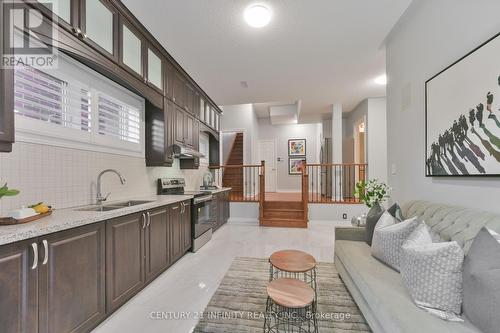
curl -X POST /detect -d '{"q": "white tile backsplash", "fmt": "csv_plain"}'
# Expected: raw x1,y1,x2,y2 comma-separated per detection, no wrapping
0,142,208,215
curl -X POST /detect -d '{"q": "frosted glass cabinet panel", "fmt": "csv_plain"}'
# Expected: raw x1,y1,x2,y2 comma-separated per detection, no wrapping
147,49,162,89
122,25,142,75
39,0,71,23
85,0,115,55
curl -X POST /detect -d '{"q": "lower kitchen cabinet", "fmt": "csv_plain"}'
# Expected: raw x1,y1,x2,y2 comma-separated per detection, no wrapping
145,206,170,282
0,239,38,333
106,212,146,312
0,200,192,333
39,223,106,333
212,191,230,232
182,201,192,252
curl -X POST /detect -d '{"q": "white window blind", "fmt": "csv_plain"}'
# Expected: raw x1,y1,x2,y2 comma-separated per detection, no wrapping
13,52,145,157
97,93,141,144
14,66,92,133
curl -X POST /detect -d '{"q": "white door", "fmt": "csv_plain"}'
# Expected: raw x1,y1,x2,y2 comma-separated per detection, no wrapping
258,140,277,192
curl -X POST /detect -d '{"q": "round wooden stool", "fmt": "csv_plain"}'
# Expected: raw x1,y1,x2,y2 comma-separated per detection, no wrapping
269,250,317,294
264,278,318,333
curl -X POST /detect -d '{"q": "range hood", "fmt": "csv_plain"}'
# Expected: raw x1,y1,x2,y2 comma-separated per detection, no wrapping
172,144,205,159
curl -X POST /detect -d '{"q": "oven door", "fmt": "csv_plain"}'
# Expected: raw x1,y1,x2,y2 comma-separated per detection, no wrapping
192,195,213,238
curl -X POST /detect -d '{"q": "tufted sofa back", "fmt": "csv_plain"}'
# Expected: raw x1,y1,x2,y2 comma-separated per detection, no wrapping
402,201,500,254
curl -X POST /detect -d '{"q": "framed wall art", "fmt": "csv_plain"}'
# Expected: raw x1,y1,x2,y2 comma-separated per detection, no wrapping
288,139,306,156
289,158,306,175
426,32,500,177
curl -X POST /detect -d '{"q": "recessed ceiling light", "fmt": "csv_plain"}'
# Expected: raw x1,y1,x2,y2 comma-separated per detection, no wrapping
374,74,387,85
244,4,272,28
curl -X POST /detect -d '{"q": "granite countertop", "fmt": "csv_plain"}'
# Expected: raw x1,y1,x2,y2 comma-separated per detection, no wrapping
204,187,232,194
0,195,193,246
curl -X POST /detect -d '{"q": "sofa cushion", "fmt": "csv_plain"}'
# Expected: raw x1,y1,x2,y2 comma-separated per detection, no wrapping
463,228,500,333
335,239,480,333
365,203,384,246
401,232,464,321
371,216,419,271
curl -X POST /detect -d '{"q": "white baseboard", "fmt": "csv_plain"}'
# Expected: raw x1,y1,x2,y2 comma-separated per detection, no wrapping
228,218,259,224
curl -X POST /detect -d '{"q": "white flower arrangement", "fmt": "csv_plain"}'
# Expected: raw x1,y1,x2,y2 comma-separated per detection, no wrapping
354,179,391,208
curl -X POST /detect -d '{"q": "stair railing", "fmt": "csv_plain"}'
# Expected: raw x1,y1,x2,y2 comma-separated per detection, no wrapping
301,160,309,221
208,160,265,203
303,163,367,203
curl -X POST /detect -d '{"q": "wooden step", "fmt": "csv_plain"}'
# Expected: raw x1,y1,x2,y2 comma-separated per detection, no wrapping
264,201,303,210
260,218,308,228
264,209,304,219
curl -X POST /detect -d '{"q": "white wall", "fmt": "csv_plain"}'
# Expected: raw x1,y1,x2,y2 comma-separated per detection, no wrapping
367,98,388,181
386,0,500,213
0,142,207,215
258,119,321,192
343,97,387,182
221,104,258,164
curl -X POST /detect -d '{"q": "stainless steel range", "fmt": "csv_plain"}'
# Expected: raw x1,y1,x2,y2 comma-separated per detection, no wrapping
157,178,213,252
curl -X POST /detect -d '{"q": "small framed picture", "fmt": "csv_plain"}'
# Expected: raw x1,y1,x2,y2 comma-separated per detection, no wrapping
288,139,306,156
289,158,306,175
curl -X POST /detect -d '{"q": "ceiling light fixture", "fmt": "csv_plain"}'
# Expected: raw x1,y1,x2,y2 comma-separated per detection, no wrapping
374,74,387,85
244,4,272,28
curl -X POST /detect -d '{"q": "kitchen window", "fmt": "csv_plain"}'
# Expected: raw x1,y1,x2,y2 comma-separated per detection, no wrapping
14,53,145,157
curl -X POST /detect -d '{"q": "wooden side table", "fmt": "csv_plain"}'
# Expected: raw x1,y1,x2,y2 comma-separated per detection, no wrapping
269,250,318,295
264,278,318,333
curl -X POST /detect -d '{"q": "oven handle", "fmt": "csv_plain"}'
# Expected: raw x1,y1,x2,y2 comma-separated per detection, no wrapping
193,195,213,205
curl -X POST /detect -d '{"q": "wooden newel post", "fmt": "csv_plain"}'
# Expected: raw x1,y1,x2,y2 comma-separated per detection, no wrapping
301,161,308,222
259,160,265,221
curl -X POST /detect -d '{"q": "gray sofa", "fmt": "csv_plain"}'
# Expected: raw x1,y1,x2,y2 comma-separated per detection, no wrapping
334,200,500,333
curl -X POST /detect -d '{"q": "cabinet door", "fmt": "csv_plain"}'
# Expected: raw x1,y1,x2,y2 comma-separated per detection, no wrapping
174,106,185,146
225,191,230,223
81,0,118,60
182,201,192,252
106,213,145,312
145,100,166,167
145,207,170,282
164,62,174,99
172,71,186,108
38,223,106,333
164,98,174,165
169,203,183,263
193,118,200,152
120,18,143,78
146,46,163,92
184,114,194,148
37,0,75,31
185,84,194,113
0,239,38,333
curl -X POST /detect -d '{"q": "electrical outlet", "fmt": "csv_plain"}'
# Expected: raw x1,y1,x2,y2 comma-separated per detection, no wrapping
342,213,347,220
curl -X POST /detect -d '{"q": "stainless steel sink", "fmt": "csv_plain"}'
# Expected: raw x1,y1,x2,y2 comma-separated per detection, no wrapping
75,200,154,212
76,205,125,212
112,200,154,207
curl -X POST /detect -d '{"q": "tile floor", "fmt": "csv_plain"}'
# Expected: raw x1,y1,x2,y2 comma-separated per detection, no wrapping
92,220,346,333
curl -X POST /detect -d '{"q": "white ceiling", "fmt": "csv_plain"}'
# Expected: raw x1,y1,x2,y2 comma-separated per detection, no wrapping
122,0,411,119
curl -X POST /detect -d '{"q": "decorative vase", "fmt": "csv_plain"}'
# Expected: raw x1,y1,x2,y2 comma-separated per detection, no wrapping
365,202,384,246
351,213,367,227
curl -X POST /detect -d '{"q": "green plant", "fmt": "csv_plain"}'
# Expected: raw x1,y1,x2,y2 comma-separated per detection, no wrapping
0,183,20,199
354,179,391,208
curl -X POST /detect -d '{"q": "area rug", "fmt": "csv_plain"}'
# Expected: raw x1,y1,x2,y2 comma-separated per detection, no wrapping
194,257,371,332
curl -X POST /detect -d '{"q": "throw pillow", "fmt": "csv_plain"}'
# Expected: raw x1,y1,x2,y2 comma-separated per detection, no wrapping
365,203,384,246
387,203,405,221
463,228,500,333
371,216,419,271
400,235,464,322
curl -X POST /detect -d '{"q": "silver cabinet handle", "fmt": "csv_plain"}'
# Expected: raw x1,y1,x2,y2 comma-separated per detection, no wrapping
31,243,38,270
172,206,179,210
180,202,184,214
141,213,146,229
146,212,151,227
42,240,48,265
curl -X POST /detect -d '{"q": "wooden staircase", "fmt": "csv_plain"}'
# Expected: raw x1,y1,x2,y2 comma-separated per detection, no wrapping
260,200,308,228
223,133,244,198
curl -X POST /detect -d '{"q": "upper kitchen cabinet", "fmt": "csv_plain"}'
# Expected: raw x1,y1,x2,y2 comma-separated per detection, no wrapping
80,0,119,61
37,0,75,29
172,70,187,109
119,17,144,79
146,46,163,92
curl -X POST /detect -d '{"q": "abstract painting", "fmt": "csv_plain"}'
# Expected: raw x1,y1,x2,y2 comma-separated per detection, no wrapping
289,158,306,175
288,139,306,156
426,33,500,176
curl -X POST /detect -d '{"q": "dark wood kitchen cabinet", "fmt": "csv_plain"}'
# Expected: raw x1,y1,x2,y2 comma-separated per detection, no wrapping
38,223,106,333
106,212,145,312
145,206,170,282
174,105,186,146
182,201,192,252
172,71,187,109
0,239,38,333
169,202,183,262
212,191,230,232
